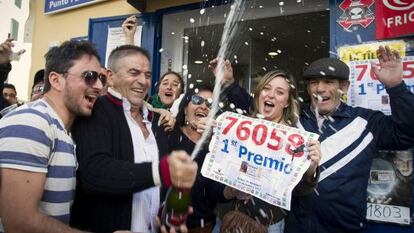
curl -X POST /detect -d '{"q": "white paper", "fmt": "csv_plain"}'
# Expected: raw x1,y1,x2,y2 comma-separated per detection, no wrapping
366,203,410,225
348,56,414,115
105,26,143,67
201,111,319,210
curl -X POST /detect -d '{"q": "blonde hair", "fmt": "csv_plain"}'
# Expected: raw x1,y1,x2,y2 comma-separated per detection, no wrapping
251,70,300,127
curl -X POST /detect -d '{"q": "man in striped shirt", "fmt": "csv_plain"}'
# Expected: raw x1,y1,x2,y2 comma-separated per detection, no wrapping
0,40,105,232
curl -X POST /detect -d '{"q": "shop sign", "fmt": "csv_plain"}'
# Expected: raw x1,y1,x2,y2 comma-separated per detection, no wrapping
376,0,414,39
337,40,406,63
44,0,107,15
337,0,375,30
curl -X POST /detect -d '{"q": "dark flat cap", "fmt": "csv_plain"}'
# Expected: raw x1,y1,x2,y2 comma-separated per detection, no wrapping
303,58,349,81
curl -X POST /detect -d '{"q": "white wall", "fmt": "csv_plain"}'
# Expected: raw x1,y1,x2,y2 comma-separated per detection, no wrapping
0,0,31,101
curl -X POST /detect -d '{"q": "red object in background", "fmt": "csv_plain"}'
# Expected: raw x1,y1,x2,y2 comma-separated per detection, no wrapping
376,0,414,39
337,0,375,30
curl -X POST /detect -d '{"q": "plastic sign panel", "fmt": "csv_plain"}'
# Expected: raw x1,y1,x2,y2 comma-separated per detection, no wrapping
201,112,319,210
44,0,108,15
376,0,414,39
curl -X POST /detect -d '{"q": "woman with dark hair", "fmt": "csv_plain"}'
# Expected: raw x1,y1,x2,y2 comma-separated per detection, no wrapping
149,71,184,109
163,83,231,233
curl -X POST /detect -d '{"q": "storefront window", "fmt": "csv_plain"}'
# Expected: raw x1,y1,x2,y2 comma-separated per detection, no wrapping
15,0,22,9
160,0,329,96
10,18,19,41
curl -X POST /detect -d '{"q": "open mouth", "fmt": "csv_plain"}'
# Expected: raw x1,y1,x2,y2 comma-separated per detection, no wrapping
164,92,174,98
195,112,207,119
85,93,98,104
313,94,330,103
264,101,275,108
131,88,144,94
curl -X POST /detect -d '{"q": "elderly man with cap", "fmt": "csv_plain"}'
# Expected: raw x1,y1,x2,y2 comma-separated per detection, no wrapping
284,46,414,233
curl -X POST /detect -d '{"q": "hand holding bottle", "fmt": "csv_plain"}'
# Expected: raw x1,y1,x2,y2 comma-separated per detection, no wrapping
168,151,198,188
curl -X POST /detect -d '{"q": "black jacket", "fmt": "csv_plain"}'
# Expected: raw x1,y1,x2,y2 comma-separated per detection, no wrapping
70,92,169,233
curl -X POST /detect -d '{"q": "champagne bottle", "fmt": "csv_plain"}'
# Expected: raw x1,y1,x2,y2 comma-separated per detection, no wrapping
161,187,191,230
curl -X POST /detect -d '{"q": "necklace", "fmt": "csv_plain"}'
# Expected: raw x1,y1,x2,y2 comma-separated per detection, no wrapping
182,125,200,143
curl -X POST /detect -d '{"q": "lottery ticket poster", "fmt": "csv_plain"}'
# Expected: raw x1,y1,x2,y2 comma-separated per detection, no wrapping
347,54,414,225
201,112,319,211
348,56,414,116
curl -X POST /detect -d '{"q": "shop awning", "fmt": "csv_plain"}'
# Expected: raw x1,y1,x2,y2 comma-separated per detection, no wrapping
127,0,146,12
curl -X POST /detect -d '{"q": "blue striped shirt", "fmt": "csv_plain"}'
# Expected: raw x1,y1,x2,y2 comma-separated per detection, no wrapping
0,99,76,225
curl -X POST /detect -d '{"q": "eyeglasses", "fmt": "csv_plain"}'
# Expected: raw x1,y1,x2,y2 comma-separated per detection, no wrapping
65,71,107,87
32,85,44,94
80,71,107,87
3,93,16,98
191,95,212,108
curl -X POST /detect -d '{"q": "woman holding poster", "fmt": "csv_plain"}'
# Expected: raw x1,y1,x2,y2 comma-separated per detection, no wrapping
219,70,321,233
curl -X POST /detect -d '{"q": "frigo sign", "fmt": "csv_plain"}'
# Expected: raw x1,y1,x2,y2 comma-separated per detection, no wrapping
376,0,414,39
44,0,108,15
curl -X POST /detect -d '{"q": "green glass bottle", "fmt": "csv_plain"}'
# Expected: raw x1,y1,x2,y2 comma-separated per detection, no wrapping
161,187,191,229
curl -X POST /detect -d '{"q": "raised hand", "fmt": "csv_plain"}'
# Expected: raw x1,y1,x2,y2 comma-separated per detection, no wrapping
122,15,137,45
208,58,235,88
371,45,403,88
0,38,14,64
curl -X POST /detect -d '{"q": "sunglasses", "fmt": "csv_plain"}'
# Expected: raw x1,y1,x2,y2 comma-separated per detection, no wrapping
65,71,107,87
81,71,107,87
191,95,212,108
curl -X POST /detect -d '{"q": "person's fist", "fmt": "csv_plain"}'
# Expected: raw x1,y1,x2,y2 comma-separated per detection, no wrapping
208,58,235,88
306,140,321,179
0,38,14,64
168,151,198,188
122,15,138,45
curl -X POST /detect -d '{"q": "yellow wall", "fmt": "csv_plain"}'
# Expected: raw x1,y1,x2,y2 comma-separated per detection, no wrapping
30,0,138,95
29,0,199,96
